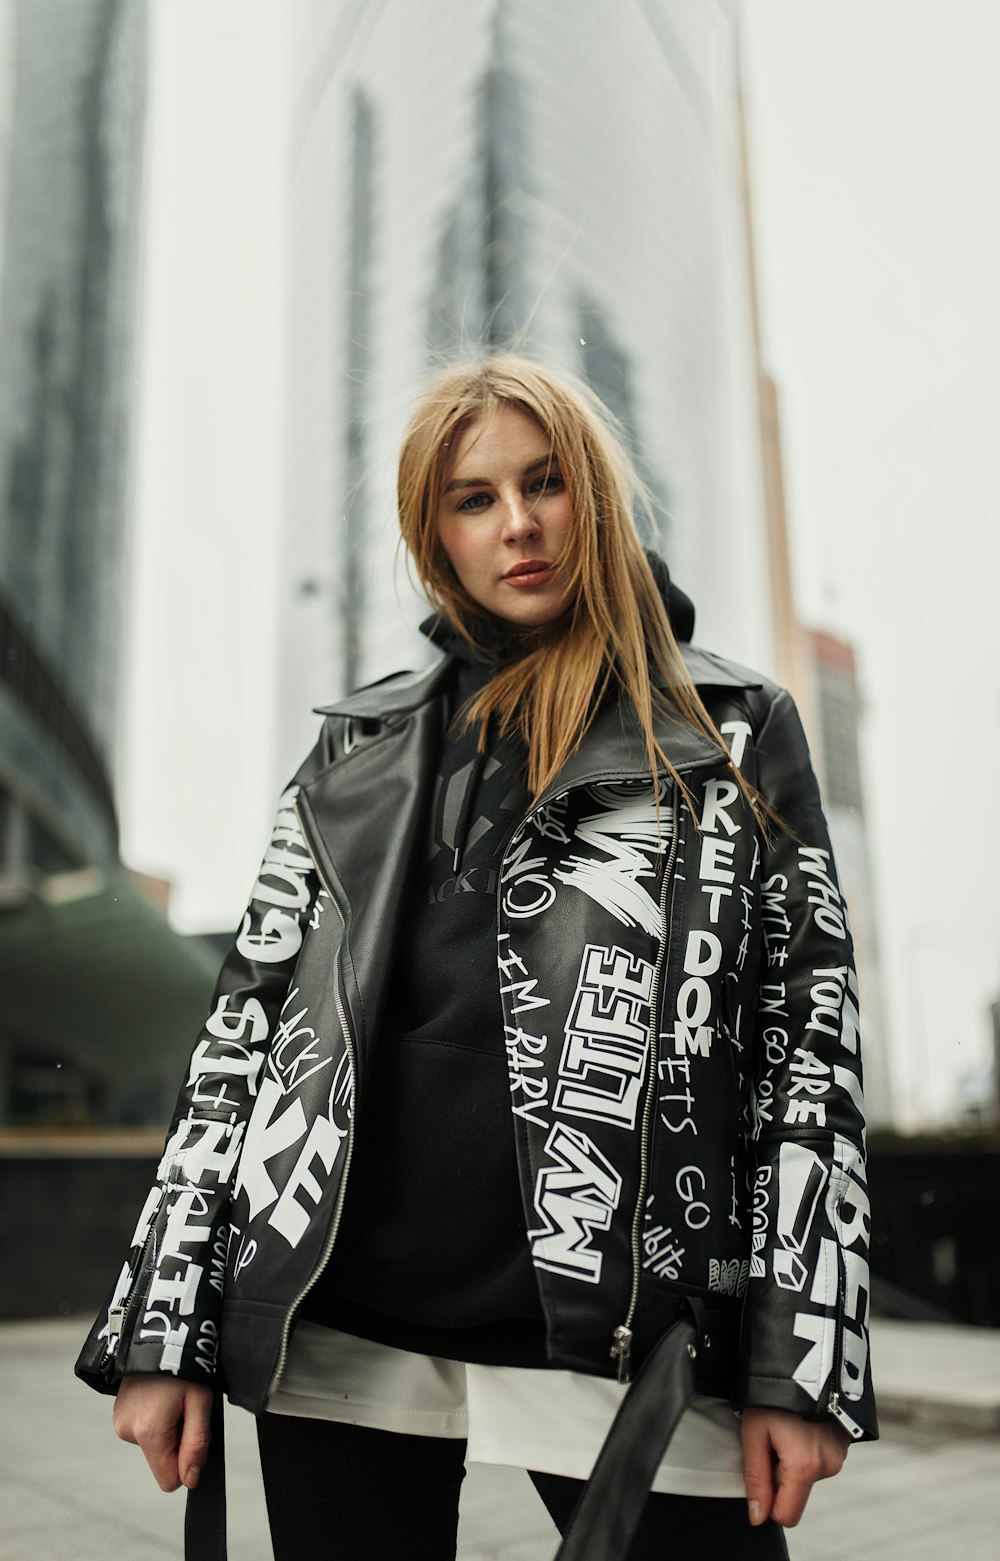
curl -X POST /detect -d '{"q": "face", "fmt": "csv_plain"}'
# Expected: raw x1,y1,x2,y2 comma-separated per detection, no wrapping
435,402,575,629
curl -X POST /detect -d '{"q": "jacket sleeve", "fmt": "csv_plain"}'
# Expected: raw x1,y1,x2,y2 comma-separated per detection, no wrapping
74,725,338,1395
735,686,878,1441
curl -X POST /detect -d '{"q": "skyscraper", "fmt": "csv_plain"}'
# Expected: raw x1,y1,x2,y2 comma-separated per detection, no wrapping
277,0,772,767
803,629,893,1129
0,0,145,877
0,1,218,1127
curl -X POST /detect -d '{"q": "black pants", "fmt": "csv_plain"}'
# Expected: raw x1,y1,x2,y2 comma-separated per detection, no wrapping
256,1412,790,1560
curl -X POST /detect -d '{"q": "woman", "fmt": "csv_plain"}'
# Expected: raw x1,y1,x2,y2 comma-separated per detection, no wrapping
77,356,876,1560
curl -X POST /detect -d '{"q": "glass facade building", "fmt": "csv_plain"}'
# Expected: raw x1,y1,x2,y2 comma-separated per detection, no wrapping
0,0,145,877
0,2,220,1129
276,0,772,767
803,629,893,1129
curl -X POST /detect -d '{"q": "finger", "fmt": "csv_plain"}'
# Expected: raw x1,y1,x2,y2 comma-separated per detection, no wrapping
178,1390,214,1490
112,1395,138,1445
138,1414,185,1493
740,1416,775,1527
771,1454,821,1528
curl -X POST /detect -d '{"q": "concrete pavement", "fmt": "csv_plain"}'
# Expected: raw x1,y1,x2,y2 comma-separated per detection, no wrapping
2,1318,998,1560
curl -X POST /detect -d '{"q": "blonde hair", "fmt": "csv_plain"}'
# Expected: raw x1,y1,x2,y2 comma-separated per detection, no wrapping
397,354,756,824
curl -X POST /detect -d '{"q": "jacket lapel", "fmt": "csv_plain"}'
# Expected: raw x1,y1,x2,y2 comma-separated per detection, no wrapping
312,658,453,720
533,646,761,809
296,639,762,1040
295,680,448,1073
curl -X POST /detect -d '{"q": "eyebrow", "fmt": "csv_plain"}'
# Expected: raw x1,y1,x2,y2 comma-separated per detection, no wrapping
442,454,560,494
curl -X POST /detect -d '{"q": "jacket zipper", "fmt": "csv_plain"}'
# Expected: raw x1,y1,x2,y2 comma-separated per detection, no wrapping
99,1190,165,1374
268,800,359,1394
498,774,675,1380
609,784,680,1384
830,1238,845,1402
827,1215,866,1440
720,974,744,1114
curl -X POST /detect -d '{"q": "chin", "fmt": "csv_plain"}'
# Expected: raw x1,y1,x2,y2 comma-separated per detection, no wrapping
489,594,572,631
493,607,563,631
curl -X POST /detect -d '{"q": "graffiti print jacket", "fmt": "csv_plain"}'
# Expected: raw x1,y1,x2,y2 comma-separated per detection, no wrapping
76,641,877,1445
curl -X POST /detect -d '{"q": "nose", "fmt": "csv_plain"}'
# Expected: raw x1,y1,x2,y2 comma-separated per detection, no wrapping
501,491,541,543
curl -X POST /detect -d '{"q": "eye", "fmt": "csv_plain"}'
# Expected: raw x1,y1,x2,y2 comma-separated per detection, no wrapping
456,491,492,513
529,472,565,495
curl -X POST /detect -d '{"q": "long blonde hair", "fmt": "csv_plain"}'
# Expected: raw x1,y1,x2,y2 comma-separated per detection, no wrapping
397,354,753,822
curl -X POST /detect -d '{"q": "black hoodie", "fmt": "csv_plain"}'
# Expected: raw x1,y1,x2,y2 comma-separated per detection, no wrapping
301,563,696,1365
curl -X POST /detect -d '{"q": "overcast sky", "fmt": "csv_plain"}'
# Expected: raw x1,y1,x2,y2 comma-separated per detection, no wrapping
739,1,1000,1126
117,1,999,1130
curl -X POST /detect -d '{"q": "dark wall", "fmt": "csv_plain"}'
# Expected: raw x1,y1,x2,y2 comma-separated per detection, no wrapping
868,1138,1000,1327
2,1148,158,1320
4,1138,1000,1327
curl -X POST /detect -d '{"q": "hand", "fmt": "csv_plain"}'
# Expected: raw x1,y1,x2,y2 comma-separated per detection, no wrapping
740,1407,850,1528
113,1373,214,1492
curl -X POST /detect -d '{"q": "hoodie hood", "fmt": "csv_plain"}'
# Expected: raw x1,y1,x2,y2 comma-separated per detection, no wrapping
644,551,695,644
419,608,524,667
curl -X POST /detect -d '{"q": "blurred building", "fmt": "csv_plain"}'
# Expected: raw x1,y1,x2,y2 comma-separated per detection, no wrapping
734,53,807,711
277,0,773,765
735,47,895,1127
0,0,215,1127
801,628,893,1129
988,995,1000,1127
0,0,144,877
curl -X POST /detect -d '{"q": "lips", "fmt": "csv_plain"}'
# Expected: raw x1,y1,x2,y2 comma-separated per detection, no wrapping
503,559,554,581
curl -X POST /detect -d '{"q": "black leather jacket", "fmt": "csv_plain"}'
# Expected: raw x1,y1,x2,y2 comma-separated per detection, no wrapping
76,641,877,1448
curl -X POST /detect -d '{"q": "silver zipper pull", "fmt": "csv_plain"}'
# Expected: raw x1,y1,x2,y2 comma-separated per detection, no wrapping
827,1389,866,1440
610,1324,633,1383
106,1304,126,1356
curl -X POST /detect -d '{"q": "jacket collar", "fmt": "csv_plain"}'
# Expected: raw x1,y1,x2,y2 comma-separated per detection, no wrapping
313,642,761,722
533,699,721,807
312,658,453,720
680,644,763,693
541,646,762,801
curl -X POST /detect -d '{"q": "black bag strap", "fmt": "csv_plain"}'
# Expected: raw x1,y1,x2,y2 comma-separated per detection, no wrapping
552,1302,707,1561
182,1301,709,1561
184,1387,227,1561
